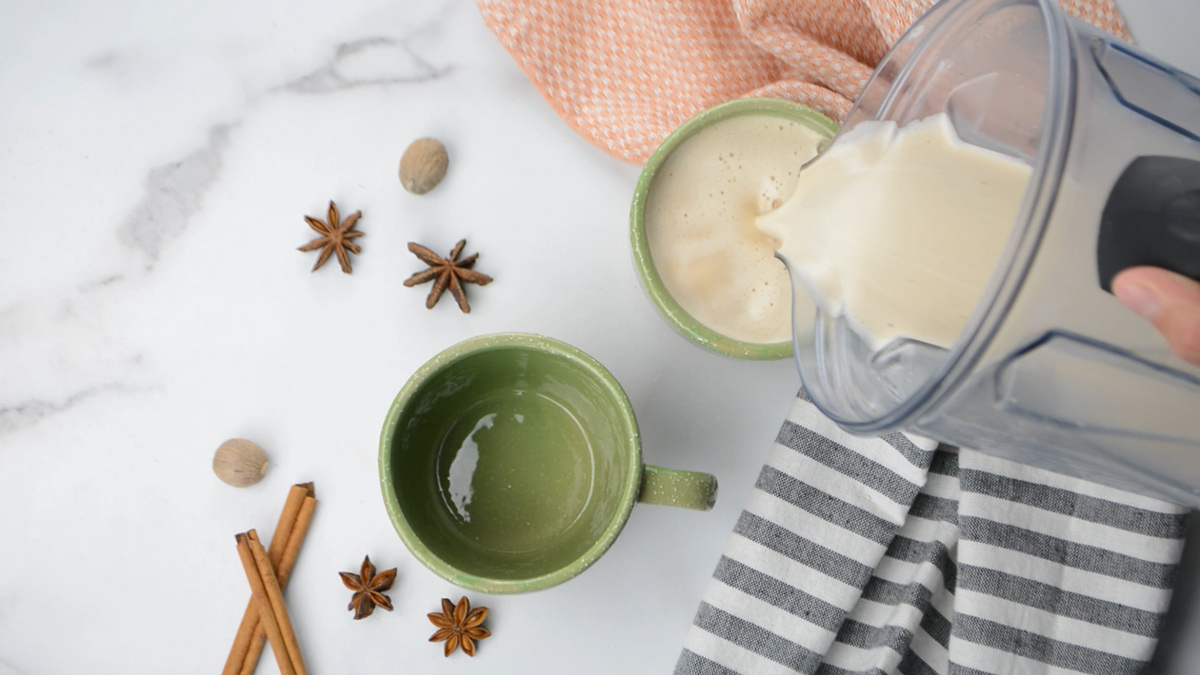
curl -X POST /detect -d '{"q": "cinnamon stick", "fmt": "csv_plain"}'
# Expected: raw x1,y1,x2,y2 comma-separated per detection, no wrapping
247,530,307,675
235,532,296,675
239,495,316,675
223,483,314,675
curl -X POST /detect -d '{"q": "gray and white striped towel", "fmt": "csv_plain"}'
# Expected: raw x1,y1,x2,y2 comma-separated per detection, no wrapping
677,390,1188,674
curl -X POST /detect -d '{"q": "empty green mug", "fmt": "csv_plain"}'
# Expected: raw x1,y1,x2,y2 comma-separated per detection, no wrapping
379,333,718,593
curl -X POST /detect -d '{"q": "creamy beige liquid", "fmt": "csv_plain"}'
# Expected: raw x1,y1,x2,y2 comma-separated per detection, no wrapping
757,114,1032,350
646,115,826,344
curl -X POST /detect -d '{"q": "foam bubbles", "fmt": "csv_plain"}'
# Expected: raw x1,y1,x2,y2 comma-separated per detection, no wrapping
645,115,824,344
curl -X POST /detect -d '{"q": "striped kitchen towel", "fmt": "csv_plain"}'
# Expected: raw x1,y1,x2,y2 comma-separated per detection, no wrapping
677,391,1188,674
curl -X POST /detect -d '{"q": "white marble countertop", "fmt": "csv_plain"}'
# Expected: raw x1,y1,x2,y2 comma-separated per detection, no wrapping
2,1,1199,672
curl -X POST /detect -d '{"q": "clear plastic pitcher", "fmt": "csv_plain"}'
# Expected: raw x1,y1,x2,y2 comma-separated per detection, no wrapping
790,0,1200,503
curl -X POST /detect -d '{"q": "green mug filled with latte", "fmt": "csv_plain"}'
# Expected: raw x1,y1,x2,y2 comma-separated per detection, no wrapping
379,333,718,594
630,98,837,359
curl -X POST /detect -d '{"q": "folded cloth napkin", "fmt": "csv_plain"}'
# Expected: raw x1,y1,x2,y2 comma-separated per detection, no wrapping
676,391,1187,674
478,0,1131,164
478,1,1188,672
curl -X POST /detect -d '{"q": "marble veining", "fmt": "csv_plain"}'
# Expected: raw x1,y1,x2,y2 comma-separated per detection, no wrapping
118,124,235,266
115,4,454,272
0,384,138,437
279,36,454,94
280,1,458,94
78,274,126,292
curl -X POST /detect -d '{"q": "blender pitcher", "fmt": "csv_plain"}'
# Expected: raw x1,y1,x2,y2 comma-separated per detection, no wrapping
788,0,1200,503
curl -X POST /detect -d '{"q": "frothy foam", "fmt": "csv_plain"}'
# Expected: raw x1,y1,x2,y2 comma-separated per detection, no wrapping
645,114,825,344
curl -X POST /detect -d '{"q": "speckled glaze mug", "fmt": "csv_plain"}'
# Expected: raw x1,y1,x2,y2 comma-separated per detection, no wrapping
629,98,838,360
379,333,718,594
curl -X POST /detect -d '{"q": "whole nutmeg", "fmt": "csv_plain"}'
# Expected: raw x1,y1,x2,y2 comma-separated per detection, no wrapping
399,137,449,195
213,439,269,487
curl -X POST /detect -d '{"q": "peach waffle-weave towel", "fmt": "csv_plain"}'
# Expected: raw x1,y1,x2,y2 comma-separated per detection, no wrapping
478,0,1129,164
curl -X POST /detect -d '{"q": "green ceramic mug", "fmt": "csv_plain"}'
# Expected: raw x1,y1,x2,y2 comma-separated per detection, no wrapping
379,333,718,594
629,97,838,360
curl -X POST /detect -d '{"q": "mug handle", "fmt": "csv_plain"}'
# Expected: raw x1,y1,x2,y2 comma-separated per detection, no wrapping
638,465,719,511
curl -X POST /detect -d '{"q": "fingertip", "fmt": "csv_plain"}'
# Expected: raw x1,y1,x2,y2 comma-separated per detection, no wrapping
1113,268,1200,365
1160,306,1200,365
1115,266,1200,303
1113,272,1161,321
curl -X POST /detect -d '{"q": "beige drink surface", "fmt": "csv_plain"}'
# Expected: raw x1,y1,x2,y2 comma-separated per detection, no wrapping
646,114,826,344
757,114,1032,350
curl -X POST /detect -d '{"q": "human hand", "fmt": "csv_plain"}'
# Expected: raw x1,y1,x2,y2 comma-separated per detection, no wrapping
1113,266,1200,365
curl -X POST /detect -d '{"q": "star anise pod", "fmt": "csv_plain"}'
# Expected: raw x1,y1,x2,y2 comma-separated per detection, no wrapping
403,240,493,313
428,596,490,657
298,200,364,273
338,556,396,620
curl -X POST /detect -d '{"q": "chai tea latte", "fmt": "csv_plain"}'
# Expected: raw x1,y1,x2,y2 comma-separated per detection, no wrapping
645,114,826,344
